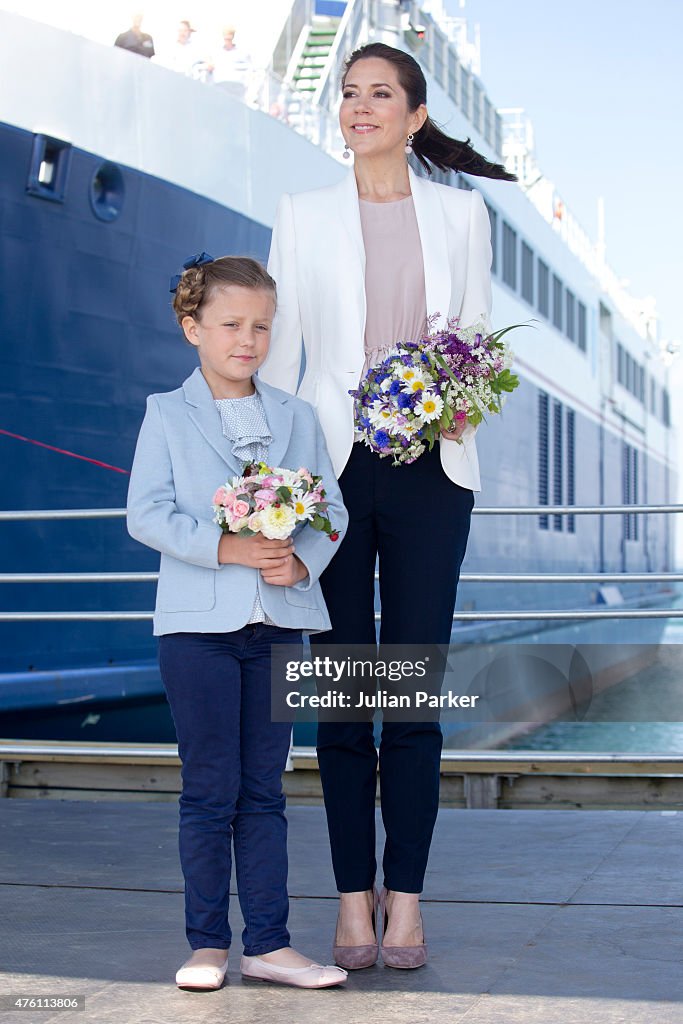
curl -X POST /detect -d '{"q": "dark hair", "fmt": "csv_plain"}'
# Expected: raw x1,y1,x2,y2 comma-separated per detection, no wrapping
172,256,276,326
341,42,516,182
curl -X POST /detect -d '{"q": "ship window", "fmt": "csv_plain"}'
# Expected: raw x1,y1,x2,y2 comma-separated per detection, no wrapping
494,112,503,160
448,50,458,104
552,399,563,531
538,391,549,530
662,388,670,426
460,66,471,117
502,222,517,289
577,301,587,351
616,342,624,386
650,377,656,414
484,98,494,147
623,443,639,541
521,242,534,304
90,162,125,222
537,260,549,317
565,289,576,342
566,409,575,533
485,203,498,275
552,275,563,331
26,134,72,202
472,80,482,134
434,31,445,87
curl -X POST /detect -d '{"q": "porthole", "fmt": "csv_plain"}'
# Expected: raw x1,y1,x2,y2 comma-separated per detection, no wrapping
90,162,125,222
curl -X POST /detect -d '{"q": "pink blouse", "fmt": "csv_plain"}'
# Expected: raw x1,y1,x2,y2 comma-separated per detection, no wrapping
358,195,427,379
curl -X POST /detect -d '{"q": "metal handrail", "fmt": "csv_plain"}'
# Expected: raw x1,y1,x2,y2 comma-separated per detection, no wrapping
1,572,681,584
0,504,680,521
1,505,679,621
0,609,681,623
2,740,683,771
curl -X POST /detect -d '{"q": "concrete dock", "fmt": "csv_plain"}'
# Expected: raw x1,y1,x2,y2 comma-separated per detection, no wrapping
1,799,683,1024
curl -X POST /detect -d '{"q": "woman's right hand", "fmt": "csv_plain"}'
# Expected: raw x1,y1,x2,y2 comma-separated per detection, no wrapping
218,532,294,570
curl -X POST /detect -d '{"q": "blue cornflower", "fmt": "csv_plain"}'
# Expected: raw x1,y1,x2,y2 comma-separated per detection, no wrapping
374,429,390,448
389,380,402,396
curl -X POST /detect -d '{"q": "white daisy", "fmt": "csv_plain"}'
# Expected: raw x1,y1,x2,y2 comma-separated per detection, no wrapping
415,393,444,422
291,491,318,521
369,402,398,429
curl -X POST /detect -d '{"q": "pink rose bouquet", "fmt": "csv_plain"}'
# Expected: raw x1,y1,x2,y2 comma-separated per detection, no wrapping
212,462,339,541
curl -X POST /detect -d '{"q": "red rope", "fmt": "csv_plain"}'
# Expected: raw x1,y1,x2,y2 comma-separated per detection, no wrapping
0,429,130,475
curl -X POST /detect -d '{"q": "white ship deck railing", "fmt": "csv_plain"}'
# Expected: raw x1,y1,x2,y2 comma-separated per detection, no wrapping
0,505,680,622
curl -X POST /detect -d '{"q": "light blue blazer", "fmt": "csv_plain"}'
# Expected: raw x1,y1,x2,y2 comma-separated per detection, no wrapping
127,367,348,636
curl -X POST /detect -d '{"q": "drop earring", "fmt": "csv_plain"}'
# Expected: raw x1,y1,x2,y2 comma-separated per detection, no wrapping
343,143,351,159
405,133,414,155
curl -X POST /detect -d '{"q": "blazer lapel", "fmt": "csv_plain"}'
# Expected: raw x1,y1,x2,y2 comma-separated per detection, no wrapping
337,169,366,268
253,377,294,469
183,368,243,478
329,171,367,370
409,166,452,327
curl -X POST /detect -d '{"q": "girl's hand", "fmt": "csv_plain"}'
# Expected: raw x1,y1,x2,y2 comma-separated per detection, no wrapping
260,553,309,587
219,532,294,570
440,420,467,441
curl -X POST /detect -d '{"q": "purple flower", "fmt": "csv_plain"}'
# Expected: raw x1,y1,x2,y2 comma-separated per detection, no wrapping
389,380,402,396
397,393,411,409
374,429,390,448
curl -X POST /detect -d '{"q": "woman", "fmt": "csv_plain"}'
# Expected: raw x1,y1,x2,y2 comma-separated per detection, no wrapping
259,42,516,969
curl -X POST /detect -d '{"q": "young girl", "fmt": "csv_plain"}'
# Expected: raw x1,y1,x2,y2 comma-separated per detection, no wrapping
127,255,348,990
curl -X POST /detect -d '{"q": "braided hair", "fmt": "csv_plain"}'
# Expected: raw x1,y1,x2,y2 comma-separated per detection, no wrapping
172,257,276,327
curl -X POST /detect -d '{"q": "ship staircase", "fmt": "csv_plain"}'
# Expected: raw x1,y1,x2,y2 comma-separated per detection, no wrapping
267,0,368,144
290,20,340,95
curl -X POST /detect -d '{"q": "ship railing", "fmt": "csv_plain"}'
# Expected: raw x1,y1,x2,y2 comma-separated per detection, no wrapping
0,503,681,622
249,65,345,157
1,503,681,805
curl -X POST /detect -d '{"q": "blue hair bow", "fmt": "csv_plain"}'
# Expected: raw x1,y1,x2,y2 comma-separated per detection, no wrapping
169,251,215,293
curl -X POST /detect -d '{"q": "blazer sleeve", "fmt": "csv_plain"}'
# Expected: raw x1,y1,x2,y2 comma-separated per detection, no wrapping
289,405,349,592
458,189,493,334
260,192,303,395
126,395,221,569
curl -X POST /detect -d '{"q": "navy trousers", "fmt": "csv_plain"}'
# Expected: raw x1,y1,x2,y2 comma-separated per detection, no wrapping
159,625,299,954
312,442,474,893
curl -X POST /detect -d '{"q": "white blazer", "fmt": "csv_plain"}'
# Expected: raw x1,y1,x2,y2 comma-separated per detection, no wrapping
259,165,493,491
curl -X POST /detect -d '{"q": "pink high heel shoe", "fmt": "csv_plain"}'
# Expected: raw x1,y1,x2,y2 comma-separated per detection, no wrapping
379,887,428,969
332,887,380,969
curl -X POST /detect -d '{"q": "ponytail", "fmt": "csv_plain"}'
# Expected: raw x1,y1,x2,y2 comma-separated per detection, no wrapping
414,118,516,181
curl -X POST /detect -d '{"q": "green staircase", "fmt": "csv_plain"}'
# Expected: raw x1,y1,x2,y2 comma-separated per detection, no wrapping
291,21,339,94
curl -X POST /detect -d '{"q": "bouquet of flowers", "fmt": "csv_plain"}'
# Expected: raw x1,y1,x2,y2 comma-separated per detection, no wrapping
350,316,521,465
212,462,339,541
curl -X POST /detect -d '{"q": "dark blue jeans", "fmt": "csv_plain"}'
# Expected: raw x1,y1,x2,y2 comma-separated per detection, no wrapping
159,625,300,954
312,442,474,893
